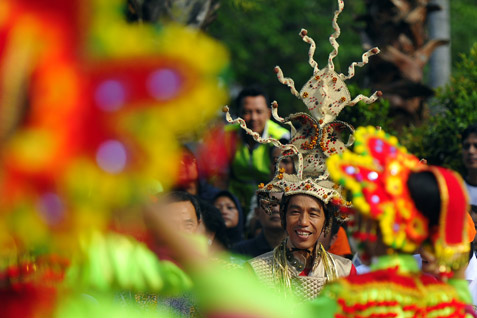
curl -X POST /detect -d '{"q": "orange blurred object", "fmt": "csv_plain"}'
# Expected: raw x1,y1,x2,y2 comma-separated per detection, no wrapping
328,226,352,256
467,212,476,243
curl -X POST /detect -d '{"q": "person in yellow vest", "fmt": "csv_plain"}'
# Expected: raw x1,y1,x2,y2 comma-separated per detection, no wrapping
224,86,289,216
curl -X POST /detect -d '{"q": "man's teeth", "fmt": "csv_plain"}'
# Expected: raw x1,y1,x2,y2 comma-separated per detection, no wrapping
296,231,311,236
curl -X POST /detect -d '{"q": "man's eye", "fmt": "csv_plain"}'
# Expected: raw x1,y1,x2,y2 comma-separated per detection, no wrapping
463,143,477,150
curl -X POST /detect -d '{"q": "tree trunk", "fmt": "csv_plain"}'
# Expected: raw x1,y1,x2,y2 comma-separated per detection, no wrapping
127,0,220,29
356,0,448,128
428,0,451,89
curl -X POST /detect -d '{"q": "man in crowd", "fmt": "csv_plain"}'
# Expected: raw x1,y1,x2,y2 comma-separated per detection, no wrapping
148,191,202,265
248,193,355,300
224,86,289,215
159,191,201,234
462,124,477,205
233,193,286,258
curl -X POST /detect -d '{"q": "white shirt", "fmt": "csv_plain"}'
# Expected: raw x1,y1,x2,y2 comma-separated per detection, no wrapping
465,181,477,206
466,252,477,305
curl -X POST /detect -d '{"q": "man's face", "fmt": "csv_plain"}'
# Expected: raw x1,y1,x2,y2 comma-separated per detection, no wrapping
462,133,477,171
285,194,325,251
258,192,283,231
241,95,271,135
319,222,337,251
178,153,199,195
164,201,199,234
271,147,294,175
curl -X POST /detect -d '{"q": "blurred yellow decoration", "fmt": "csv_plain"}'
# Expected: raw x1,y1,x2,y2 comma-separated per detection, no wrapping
158,24,229,75
5,129,59,173
0,0,229,262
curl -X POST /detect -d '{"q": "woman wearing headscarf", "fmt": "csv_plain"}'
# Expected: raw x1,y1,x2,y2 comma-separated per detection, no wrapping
213,190,244,247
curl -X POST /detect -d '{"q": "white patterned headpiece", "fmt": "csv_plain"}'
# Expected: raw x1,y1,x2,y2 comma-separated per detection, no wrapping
223,0,381,216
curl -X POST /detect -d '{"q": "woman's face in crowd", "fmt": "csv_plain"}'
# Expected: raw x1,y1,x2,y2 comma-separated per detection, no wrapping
214,196,239,228
285,194,325,252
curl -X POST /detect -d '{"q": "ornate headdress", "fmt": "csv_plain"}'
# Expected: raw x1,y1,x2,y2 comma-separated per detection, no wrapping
223,0,381,215
326,126,470,275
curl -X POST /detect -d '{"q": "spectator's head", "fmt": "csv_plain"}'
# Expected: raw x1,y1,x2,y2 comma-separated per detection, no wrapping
407,171,441,228
214,192,239,229
326,127,471,274
461,124,477,172
280,194,333,252
174,147,199,195
236,86,271,135
407,170,473,276
197,200,230,249
257,192,284,233
154,191,201,234
213,191,244,244
352,171,443,265
319,217,341,251
405,171,441,274
270,146,295,176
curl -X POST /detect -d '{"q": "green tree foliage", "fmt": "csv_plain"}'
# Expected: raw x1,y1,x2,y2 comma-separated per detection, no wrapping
450,0,477,73
206,0,477,158
402,43,477,174
208,0,369,115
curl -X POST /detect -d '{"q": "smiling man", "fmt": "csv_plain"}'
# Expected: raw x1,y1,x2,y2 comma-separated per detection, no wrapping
286,195,324,254
248,192,355,300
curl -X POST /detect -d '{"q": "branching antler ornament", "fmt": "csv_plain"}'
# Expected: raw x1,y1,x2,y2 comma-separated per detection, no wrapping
223,0,381,215
274,0,382,126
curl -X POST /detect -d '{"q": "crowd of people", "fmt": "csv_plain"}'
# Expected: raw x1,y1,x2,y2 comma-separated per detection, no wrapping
146,82,477,317
111,4,477,313
2,0,477,317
